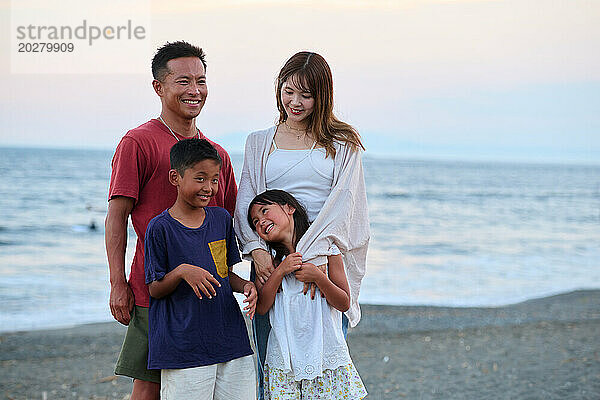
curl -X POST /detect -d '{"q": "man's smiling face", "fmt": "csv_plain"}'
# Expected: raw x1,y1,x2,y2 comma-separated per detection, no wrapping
156,56,208,121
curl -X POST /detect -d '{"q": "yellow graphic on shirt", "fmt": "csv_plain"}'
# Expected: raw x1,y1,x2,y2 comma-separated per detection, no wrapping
208,239,228,278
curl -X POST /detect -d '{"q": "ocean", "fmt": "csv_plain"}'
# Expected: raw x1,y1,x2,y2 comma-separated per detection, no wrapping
0,147,598,333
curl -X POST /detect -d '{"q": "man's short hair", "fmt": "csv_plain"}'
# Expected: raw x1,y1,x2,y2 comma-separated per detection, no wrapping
152,41,207,81
170,139,221,176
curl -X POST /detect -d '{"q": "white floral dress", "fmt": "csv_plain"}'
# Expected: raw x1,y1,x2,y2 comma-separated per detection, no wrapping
263,273,367,399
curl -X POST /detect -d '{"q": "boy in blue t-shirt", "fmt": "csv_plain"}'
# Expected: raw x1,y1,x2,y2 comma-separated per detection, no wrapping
144,138,257,399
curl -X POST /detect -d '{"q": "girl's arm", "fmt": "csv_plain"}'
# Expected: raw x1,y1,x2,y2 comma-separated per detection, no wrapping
256,252,302,315
294,254,350,312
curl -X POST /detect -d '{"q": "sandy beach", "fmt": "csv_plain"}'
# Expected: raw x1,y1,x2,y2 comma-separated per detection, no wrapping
1,290,598,400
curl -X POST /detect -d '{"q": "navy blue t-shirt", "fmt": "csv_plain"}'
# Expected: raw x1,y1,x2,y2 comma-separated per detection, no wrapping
144,207,252,369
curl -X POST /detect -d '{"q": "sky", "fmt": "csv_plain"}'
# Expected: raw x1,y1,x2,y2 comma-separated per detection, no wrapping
1,0,599,164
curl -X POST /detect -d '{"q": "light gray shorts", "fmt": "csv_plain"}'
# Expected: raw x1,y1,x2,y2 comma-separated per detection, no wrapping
161,355,256,400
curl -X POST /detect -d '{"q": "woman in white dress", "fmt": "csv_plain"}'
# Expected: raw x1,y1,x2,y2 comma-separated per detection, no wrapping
234,51,370,399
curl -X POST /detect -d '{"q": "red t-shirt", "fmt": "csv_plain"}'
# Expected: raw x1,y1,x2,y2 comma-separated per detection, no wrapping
108,119,238,307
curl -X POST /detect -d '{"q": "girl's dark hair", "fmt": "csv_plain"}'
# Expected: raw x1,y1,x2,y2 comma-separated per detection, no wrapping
247,190,310,264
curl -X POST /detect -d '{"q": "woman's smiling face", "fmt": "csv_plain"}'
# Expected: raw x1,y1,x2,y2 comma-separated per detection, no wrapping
280,77,315,127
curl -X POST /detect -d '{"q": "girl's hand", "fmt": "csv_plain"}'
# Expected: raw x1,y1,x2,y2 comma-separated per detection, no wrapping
242,281,258,320
300,264,327,300
279,252,303,275
295,263,326,297
252,249,275,286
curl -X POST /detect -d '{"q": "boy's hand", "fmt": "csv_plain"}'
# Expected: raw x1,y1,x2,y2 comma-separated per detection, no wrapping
296,263,326,299
242,281,258,319
279,252,303,276
180,263,221,300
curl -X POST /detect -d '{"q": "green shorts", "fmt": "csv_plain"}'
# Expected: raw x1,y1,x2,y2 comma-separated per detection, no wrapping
114,305,161,383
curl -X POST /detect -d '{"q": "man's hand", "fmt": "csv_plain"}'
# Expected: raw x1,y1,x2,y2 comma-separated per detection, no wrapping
180,264,221,299
109,280,135,325
252,248,275,285
242,281,258,319
299,263,327,300
105,196,135,325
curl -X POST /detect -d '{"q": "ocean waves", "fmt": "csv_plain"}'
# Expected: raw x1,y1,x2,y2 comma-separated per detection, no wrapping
0,148,599,332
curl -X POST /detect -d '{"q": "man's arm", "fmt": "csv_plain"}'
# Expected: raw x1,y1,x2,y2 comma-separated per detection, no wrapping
220,151,238,217
105,196,135,325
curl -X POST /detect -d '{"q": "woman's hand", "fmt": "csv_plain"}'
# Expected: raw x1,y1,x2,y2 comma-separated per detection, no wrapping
251,248,275,285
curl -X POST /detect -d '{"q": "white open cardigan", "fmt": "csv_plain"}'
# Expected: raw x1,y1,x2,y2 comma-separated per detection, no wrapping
234,126,370,327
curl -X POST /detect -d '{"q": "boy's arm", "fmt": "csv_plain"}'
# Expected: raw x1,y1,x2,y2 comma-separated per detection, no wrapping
256,252,302,315
229,270,257,319
295,254,350,312
105,196,135,325
228,271,252,293
148,264,221,299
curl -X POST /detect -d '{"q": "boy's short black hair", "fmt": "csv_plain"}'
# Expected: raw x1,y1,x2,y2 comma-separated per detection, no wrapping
152,41,207,81
170,138,221,176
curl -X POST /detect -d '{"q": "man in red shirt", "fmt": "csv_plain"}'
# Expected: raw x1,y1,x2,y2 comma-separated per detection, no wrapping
105,41,237,400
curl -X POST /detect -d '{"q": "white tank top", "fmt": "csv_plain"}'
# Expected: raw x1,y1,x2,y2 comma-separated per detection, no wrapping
265,140,334,223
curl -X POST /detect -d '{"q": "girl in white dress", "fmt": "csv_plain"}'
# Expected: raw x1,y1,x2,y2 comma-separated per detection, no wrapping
248,189,367,399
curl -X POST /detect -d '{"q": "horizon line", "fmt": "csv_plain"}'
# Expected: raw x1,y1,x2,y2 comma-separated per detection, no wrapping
1,143,598,167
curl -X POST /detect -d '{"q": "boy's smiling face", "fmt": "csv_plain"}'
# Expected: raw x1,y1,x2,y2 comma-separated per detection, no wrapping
173,159,220,209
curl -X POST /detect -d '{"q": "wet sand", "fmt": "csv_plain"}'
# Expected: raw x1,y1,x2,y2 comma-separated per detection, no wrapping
1,290,599,399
